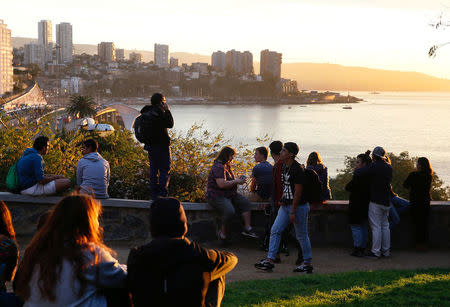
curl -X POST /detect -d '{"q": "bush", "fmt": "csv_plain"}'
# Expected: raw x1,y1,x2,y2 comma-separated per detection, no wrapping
330,151,449,201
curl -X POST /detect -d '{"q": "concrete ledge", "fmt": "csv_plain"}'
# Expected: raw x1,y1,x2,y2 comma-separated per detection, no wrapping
1,192,449,248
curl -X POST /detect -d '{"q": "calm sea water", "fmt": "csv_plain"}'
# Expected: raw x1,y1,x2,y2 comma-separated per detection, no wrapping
134,92,450,185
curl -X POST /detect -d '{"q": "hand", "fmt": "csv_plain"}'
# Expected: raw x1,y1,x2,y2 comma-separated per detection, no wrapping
235,178,245,185
162,102,169,111
289,212,295,223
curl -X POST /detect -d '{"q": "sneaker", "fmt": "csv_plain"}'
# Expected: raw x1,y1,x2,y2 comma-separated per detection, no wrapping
254,259,275,271
242,227,259,238
364,251,381,259
350,248,364,257
293,263,313,274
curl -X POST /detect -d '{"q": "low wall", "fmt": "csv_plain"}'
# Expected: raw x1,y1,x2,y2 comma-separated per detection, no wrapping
1,192,449,248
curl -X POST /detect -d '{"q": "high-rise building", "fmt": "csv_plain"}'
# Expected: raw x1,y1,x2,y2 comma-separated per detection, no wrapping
56,22,73,64
116,48,125,61
225,49,242,73
129,52,143,63
242,51,253,74
169,57,179,68
154,43,169,67
260,49,282,81
24,43,45,68
211,51,226,71
97,42,116,63
0,20,13,96
38,20,53,63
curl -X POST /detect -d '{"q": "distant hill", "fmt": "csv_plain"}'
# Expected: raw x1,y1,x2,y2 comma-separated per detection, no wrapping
13,37,450,91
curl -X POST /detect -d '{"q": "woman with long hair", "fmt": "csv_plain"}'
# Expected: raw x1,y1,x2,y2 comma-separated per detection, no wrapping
0,201,20,306
206,146,257,245
404,157,433,250
306,151,332,204
15,194,127,306
345,151,372,257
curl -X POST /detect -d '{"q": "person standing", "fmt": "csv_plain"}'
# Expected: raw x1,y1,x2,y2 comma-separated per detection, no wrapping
138,93,174,200
77,139,110,199
354,146,393,259
345,151,372,257
255,142,313,273
403,157,433,250
306,151,332,204
17,136,71,196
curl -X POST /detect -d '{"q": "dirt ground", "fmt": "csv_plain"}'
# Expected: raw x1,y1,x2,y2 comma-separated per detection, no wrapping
108,242,450,283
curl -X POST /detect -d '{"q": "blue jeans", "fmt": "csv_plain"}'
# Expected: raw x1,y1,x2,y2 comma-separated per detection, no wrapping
268,204,312,263
389,196,410,229
147,144,171,199
350,222,368,248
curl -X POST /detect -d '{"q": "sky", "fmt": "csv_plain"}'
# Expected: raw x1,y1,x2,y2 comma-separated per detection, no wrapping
3,0,450,78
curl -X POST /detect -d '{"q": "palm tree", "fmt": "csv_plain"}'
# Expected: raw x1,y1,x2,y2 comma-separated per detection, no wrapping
66,95,97,118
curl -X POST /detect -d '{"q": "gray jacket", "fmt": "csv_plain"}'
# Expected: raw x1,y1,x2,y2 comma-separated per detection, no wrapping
77,152,110,199
24,243,127,307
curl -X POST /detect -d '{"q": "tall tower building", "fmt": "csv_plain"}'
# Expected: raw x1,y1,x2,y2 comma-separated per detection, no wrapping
242,51,253,74
154,44,169,67
38,20,53,63
56,22,73,64
97,42,116,63
116,48,125,61
211,51,226,71
0,20,13,96
260,49,282,81
225,49,242,73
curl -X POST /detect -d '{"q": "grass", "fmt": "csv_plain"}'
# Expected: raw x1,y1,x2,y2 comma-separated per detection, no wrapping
222,268,450,307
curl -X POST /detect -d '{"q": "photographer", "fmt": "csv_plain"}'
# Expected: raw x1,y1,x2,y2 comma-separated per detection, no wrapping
206,146,258,246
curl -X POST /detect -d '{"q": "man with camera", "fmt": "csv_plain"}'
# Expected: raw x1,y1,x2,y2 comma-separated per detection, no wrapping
137,93,174,200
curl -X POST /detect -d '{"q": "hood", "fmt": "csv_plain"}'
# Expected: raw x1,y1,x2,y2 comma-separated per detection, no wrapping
140,105,152,114
23,148,39,156
82,152,103,162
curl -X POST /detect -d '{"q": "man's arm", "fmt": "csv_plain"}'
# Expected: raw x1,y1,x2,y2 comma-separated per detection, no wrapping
290,183,303,223
205,249,238,281
162,109,174,128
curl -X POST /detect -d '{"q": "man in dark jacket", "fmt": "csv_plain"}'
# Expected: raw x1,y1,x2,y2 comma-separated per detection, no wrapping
127,198,238,307
140,93,174,199
354,146,393,259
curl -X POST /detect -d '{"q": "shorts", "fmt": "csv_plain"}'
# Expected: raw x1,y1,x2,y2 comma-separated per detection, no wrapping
21,181,56,196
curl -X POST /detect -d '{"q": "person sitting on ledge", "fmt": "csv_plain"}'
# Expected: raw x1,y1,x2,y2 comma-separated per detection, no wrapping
249,146,273,202
17,136,71,196
127,197,238,307
77,139,110,199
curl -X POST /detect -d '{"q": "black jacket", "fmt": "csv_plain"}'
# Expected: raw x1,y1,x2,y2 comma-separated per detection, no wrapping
354,160,392,206
141,104,174,147
346,174,371,224
403,171,432,206
127,237,237,307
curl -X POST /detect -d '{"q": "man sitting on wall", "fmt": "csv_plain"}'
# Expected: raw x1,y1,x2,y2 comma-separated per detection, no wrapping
127,197,238,307
77,139,110,199
249,146,273,202
17,136,71,196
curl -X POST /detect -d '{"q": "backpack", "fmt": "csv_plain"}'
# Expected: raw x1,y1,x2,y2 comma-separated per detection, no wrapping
5,162,20,193
304,168,322,203
134,112,154,144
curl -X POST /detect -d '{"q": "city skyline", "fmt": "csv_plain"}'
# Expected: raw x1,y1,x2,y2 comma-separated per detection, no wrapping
2,0,450,79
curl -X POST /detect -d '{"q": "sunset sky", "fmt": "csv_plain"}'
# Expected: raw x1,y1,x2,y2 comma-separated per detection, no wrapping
3,0,450,78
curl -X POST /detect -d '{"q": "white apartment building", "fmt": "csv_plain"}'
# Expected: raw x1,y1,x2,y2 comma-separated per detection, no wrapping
260,49,282,80
98,42,116,63
38,20,53,63
24,43,46,68
211,51,226,71
56,22,73,64
116,48,125,61
154,43,169,67
0,20,13,96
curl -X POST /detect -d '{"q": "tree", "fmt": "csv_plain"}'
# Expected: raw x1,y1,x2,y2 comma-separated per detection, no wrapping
66,95,97,118
330,151,449,201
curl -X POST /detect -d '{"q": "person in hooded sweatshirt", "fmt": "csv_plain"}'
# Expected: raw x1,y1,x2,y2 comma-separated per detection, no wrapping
127,197,238,307
77,139,110,199
306,151,332,204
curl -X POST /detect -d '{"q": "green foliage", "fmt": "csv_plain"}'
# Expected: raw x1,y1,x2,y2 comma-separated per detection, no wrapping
66,95,97,118
330,152,449,201
223,268,450,307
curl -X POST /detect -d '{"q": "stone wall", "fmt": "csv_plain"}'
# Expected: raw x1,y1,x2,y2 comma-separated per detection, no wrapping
1,193,449,248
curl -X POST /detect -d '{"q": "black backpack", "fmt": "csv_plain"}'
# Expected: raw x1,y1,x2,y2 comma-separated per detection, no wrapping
134,112,154,144
304,168,323,203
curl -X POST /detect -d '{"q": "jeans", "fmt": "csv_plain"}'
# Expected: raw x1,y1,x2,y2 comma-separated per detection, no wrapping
147,145,171,199
350,222,368,248
389,196,410,229
368,202,391,257
267,204,312,263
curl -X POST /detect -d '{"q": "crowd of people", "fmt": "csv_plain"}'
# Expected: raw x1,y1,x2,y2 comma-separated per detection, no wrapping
2,92,435,306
